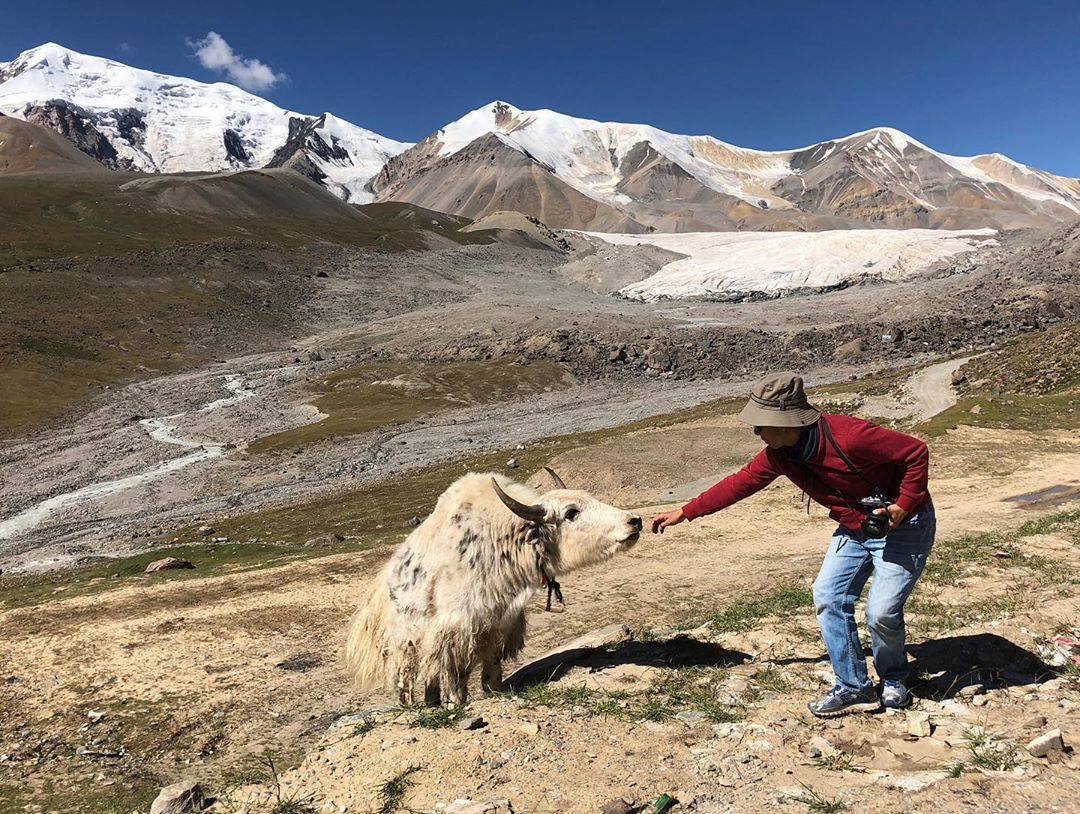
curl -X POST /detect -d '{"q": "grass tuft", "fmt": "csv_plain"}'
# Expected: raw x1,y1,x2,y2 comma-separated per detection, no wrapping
376,765,422,814
792,783,847,812
408,705,466,729
964,728,1020,772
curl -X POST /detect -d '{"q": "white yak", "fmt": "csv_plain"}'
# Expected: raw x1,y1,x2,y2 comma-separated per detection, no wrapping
346,469,642,705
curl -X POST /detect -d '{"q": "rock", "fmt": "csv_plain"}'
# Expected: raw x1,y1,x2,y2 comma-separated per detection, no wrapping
808,735,839,758
149,781,205,814
506,457,519,469
600,797,635,814
906,711,932,738
880,770,951,791
518,722,540,737
1024,715,1048,729
971,694,990,707
458,716,487,731
957,684,984,698
145,558,195,573
675,710,709,723
304,533,344,548
315,271,329,278
87,710,107,723
992,550,1013,559
1027,729,1065,758
970,404,983,414
305,350,324,362
197,525,214,537
444,800,512,814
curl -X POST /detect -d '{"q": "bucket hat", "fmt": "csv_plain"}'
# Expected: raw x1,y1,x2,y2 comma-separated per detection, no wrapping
736,372,821,428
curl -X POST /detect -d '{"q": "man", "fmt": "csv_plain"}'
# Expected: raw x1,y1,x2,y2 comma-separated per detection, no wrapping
650,373,935,717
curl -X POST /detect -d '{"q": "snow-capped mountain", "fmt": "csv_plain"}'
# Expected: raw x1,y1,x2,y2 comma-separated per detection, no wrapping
0,43,410,201
373,101,1080,231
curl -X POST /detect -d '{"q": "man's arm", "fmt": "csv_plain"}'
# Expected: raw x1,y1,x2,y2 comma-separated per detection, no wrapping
682,448,781,520
653,450,779,533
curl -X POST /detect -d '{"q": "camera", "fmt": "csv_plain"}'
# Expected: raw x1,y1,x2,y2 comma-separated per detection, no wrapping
859,494,895,538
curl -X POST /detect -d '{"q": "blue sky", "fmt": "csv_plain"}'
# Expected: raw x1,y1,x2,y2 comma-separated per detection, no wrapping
4,0,1079,175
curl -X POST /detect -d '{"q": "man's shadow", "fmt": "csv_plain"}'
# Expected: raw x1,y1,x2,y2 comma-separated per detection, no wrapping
505,634,750,690
906,632,1057,699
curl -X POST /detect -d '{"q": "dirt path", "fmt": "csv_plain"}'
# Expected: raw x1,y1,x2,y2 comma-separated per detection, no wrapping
906,357,969,421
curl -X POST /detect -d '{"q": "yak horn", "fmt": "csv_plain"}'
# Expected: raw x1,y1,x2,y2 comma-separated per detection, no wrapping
544,467,567,489
492,478,548,524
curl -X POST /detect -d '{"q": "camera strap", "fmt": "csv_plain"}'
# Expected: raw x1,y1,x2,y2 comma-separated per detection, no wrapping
819,416,887,498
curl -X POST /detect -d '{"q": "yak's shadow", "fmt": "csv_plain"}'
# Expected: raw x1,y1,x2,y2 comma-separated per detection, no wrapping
505,634,750,690
906,632,1056,700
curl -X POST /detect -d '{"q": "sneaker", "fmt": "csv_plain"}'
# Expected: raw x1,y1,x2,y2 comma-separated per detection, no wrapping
807,684,882,718
881,680,911,709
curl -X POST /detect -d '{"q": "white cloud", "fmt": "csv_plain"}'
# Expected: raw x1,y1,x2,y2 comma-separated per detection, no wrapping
118,42,133,54
188,31,285,92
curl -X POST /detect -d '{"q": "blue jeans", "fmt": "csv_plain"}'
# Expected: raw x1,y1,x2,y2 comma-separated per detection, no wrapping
812,502,935,692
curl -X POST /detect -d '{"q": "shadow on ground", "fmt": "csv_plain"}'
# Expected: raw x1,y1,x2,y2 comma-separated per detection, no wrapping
907,632,1056,699
506,634,751,689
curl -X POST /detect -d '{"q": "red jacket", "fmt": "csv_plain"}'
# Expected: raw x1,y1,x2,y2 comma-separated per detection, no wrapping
682,413,930,531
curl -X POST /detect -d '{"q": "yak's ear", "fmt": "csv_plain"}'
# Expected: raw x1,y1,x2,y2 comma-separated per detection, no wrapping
491,478,548,524
544,467,567,489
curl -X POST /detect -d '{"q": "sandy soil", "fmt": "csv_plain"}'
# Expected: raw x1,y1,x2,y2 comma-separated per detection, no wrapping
2,392,1078,811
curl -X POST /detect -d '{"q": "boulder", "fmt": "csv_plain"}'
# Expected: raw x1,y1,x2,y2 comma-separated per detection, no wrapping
149,781,205,814
145,557,195,573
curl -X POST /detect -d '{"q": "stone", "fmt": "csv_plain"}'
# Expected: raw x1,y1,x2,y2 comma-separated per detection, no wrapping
1024,715,1048,729
957,684,984,698
601,798,635,814
145,557,194,573
87,710,107,723
518,722,540,736
675,710,708,723
971,694,989,707
444,801,512,814
808,735,839,758
1027,729,1065,758
197,525,214,537
906,712,932,738
458,716,487,731
506,457,519,469
149,780,205,814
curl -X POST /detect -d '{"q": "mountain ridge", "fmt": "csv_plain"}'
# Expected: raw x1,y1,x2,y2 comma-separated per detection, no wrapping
3,44,1079,231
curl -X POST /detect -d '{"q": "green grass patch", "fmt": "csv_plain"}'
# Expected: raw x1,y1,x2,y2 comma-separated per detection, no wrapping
510,666,744,724
695,583,814,634
908,592,1024,635
916,392,1080,437
248,359,573,454
922,509,1079,588
0,539,373,610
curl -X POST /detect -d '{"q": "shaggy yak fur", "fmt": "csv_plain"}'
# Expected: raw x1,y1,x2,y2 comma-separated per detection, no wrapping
345,471,642,705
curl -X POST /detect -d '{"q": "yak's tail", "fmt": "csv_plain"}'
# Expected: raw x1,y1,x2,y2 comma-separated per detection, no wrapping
345,578,391,691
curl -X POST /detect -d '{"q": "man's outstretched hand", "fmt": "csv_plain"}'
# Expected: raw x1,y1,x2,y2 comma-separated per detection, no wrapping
650,508,686,534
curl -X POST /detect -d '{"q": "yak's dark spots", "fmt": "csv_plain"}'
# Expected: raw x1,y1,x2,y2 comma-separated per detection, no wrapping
500,551,512,564
411,565,425,584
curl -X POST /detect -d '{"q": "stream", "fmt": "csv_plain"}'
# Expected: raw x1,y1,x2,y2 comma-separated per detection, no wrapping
0,375,253,541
